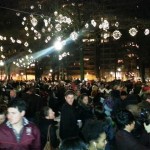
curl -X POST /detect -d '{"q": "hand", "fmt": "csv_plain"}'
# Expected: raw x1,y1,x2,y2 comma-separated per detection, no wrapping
144,122,150,133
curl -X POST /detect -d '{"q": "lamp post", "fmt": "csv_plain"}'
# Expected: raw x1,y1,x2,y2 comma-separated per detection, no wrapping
0,60,4,80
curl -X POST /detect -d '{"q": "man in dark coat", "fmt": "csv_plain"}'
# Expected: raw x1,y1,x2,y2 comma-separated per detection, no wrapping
59,90,79,140
115,109,149,150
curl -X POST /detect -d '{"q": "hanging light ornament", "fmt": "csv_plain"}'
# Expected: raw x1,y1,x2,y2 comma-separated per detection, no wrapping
85,23,89,28
115,22,119,27
112,30,122,40
103,32,110,39
30,5,34,9
24,42,29,47
30,16,38,27
16,13,20,16
55,24,61,31
102,19,109,31
42,28,46,33
144,29,150,35
44,19,48,27
91,20,96,27
129,28,138,36
54,11,58,16
70,31,78,40
24,26,28,31
17,40,22,44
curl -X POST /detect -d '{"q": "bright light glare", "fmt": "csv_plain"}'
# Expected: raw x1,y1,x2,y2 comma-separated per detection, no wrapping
54,41,63,51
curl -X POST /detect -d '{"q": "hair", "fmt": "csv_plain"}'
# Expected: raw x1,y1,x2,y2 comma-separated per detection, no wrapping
65,90,75,97
7,99,26,112
60,137,87,150
78,93,89,105
0,107,6,115
115,109,135,130
40,106,50,117
81,119,106,143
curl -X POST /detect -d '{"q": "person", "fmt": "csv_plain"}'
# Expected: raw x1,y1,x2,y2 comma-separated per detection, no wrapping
38,106,60,149
115,109,149,150
0,107,6,124
59,90,79,140
9,89,18,101
0,99,41,150
22,87,42,123
60,137,87,150
81,119,107,150
77,93,94,126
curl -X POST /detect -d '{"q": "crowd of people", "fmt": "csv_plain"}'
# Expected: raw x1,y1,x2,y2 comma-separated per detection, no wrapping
0,79,150,150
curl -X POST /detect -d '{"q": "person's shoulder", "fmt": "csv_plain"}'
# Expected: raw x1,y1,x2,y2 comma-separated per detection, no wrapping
0,123,8,131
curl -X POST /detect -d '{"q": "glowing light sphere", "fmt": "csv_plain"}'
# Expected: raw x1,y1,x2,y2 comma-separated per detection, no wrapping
55,24,61,31
42,28,46,33
91,20,96,27
103,32,110,39
54,11,58,16
30,17,38,27
24,42,29,47
44,19,48,27
16,13,20,16
70,31,78,41
31,27,34,31
129,28,138,36
24,27,28,31
102,19,109,31
47,36,51,41
112,30,122,40
30,5,34,9
0,46,3,51
115,22,119,27
23,17,26,21
85,23,89,28
144,29,150,35
54,40,63,51
17,40,22,44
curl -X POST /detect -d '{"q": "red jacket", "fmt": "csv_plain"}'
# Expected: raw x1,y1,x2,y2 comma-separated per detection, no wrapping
0,122,41,150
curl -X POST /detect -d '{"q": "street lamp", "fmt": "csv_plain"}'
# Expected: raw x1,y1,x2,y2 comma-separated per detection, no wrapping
0,60,4,80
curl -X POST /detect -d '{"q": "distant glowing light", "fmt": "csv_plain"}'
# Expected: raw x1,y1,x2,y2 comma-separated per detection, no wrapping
70,31,78,40
85,23,89,28
129,28,138,36
91,20,97,27
144,29,150,35
30,16,38,27
112,30,122,40
54,40,63,51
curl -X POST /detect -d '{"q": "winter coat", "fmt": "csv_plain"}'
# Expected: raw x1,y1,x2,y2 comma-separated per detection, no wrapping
59,102,79,140
115,130,149,150
38,118,60,149
0,121,40,150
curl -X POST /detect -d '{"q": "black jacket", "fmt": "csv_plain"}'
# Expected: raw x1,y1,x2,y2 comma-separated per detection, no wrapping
59,102,79,140
39,118,60,149
115,130,149,150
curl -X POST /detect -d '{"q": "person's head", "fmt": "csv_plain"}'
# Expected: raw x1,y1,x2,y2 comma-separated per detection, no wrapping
82,120,107,150
126,104,141,118
79,93,89,106
0,107,6,124
10,89,17,98
7,99,26,126
60,137,87,150
115,109,135,132
143,93,150,103
120,91,128,100
65,90,75,105
41,106,55,120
